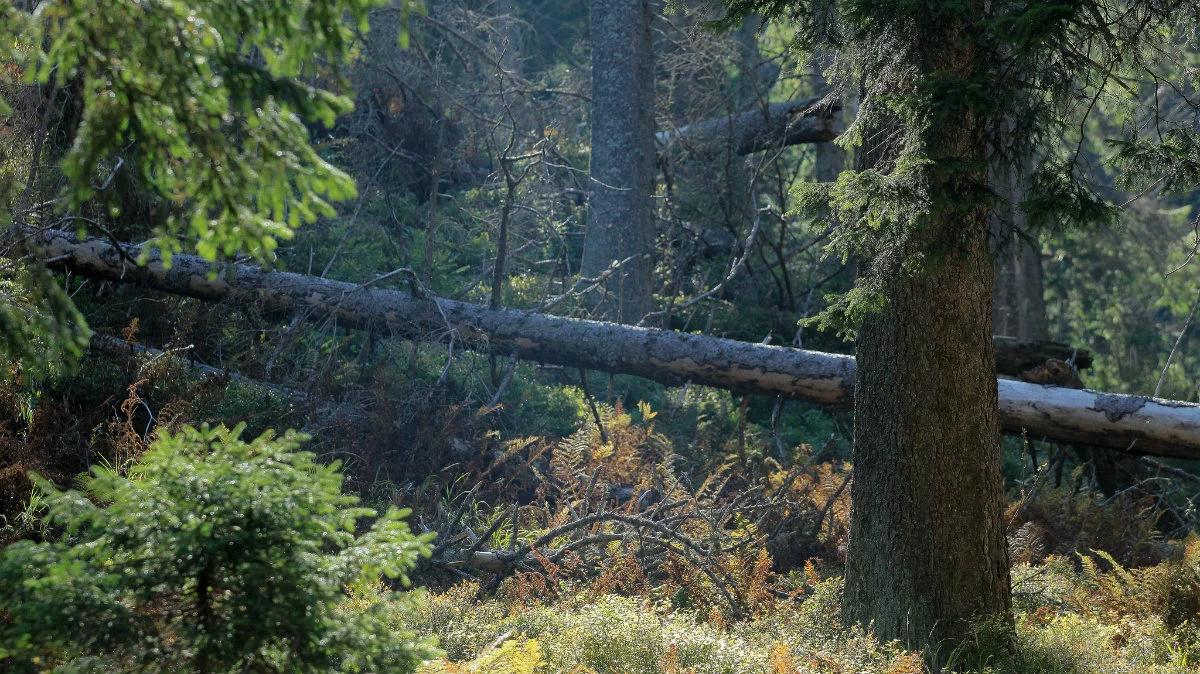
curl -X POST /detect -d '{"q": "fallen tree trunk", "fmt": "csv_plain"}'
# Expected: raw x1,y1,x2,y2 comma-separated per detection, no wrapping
22,228,1200,458
994,335,1092,373
89,334,307,402
657,98,840,156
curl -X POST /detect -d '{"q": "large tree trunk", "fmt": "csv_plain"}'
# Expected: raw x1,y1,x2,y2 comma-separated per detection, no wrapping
582,0,657,323
19,227,1200,459
846,207,1013,650
843,15,1012,649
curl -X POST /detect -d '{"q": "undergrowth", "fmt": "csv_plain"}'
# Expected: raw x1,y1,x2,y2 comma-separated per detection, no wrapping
401,547,1200,673
2,328,1198,673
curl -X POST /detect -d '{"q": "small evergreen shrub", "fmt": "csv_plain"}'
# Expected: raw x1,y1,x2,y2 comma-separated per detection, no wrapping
0,424,437,673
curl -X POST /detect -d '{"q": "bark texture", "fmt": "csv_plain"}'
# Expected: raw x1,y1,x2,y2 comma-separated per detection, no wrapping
582,0,657,323
20,227,1200,459
993,336,1091,373
657,98,839,157
845,215,1013,648
843,14,1012,650
991,152,1048,341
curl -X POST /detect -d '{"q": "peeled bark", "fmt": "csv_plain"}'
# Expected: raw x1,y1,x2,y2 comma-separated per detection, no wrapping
19,227,1200,460
582,0,657,323
657,98,839,157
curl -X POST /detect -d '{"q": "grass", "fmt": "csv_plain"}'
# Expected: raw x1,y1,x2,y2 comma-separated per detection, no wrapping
390,543,1200,674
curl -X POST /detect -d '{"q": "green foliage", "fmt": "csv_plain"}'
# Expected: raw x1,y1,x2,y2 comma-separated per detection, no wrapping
405,580,923,674
1073,535,1200,629
1043,204,1200,399
0,266,90,378
420,637,546,674
719,0,1199,332
408,578,921,671
1111,129,1200,197
0,423,436,673
998,549,1200,674
402,564,1200,674
1024,162,1119,231
0,0,421,367
13,0,385,264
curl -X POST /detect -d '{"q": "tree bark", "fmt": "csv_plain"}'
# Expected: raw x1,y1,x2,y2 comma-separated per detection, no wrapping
582,0,658,323
843,14,1012,649
845,202,1013,650
656,98,839,157
991,150,1048,341
19,227,1200,459
810,62,845,182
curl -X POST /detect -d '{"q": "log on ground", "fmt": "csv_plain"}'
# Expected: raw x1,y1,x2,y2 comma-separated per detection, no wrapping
20,227,1200,459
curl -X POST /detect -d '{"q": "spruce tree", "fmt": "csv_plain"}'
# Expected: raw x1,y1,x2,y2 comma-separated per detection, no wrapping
0,0,419,365
720,0,1200,653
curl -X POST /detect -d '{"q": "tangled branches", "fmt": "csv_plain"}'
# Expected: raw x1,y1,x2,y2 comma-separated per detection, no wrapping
416,404,852,619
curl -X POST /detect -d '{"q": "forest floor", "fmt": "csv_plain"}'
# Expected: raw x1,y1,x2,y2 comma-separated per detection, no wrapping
4,347,1199,674
398,535,1200,673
